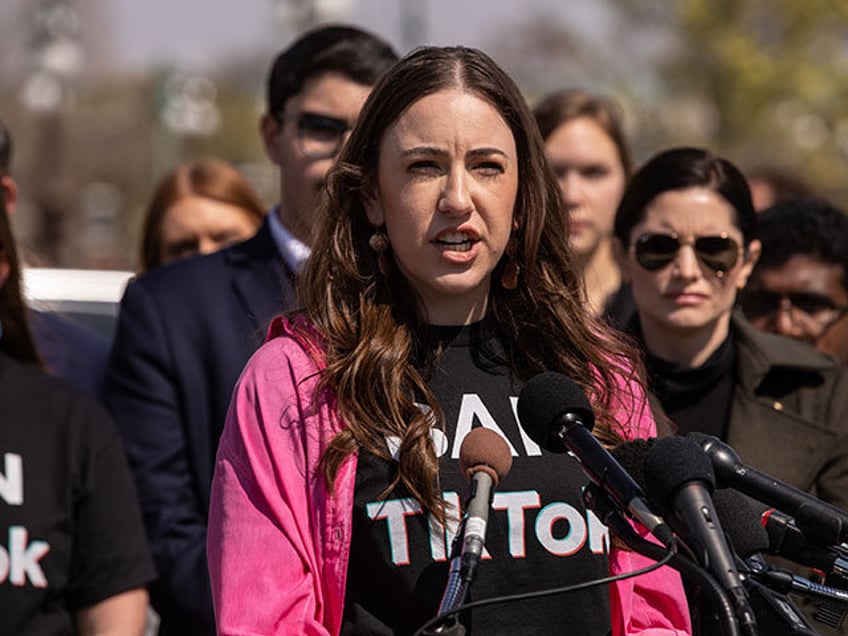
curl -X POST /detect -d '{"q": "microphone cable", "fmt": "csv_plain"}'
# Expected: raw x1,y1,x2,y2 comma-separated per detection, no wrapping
413,541,676,636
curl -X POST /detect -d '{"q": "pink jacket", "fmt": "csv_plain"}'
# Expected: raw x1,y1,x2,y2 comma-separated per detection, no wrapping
208,318,691,635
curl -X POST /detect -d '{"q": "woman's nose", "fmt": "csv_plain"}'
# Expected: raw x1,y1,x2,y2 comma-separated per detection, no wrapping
438,170,473,214
560,173,585,206
773,300,806,339
672,244,700,280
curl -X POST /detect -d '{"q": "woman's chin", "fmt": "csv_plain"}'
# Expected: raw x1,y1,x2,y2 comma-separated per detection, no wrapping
652,307,719,333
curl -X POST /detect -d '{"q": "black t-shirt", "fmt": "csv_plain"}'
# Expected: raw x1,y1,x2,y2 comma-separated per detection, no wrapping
0,353,155,635
341,323,611,635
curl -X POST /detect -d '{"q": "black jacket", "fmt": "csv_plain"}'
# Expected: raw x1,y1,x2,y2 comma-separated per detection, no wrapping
103,221,294,634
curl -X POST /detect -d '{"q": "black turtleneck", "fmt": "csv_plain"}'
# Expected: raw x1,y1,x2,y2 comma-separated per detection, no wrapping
632,318,737,440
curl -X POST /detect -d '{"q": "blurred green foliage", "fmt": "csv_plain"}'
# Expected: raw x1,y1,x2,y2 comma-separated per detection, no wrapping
608,0,848,204
6,0,848,267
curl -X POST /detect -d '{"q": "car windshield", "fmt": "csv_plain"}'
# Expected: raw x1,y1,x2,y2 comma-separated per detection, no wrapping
22,268,134,339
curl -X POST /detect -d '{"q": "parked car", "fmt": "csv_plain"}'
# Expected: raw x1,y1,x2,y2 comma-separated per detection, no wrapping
21,268,134,339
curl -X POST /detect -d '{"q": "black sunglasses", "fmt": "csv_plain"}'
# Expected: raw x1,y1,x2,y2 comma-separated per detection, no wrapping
739,289,848,319
633,232,741,277
278,112,352,159
295,113,350,137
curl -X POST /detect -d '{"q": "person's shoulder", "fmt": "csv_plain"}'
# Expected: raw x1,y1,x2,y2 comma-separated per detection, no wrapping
733,312,837,373
732,313,848,416
2,351,66,392
243,313,325,380
132,249,228,293
127,225,277,300
0,352,108,416
29,309,109,351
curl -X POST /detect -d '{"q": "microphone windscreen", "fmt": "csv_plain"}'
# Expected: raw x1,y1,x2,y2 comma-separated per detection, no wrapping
517,372,595,453
610,438,656,491
687,431,710,446
643,436,717,510
713,489,770,558
686,431,741,486
459,427,513,487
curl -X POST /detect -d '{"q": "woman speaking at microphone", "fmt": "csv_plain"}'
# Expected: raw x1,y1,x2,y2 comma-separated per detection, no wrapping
207,46,690,635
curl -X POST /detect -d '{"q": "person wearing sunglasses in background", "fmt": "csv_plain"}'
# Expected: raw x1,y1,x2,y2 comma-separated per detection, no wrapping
613,147,848,633
103,26,398,635
739,198,848,366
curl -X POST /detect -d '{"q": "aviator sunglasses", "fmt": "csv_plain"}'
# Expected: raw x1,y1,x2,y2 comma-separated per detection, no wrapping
633,232,742,277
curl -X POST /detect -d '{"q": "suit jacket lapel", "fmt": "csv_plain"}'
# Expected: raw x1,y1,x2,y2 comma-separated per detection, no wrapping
226,221,296,332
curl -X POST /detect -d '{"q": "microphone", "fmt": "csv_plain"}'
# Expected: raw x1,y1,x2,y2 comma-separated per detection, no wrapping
457,427,512,584
436,427,512,622
516,372,673,547
713,488,848,622
762,508,848,581
691,433,848,546
643,436,758,634
710,489,770,558
714,487,848,581
609,437,655,488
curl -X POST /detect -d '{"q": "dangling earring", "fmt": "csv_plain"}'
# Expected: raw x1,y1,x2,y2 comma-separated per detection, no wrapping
501,236,519,290
369,229,391,277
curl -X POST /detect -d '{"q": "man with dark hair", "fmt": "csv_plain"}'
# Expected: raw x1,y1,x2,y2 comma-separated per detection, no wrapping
0,119,110,395
259,24,398,248
739,198,848,365
103,25,398,634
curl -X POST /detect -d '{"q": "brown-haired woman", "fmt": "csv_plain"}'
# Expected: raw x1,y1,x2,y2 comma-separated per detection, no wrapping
139,159,265,271
0,188,155,633
533,89,633,322
207,47,690,635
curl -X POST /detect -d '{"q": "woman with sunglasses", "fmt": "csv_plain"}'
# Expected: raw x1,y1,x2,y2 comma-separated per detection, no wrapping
613,146,848,520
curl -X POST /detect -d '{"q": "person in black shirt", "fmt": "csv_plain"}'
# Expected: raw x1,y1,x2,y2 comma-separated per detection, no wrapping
208,46,690,635
0,118,110,397
0,186,155,633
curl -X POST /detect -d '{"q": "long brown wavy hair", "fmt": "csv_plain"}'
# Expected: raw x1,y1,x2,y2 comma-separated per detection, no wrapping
298,46,645,522
0,188,41,366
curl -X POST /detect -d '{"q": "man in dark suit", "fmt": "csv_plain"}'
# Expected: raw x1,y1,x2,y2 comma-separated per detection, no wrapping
0,120,110,397
103,26,398,635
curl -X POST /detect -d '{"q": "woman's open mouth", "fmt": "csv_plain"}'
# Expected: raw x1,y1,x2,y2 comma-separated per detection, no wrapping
434,231,478,253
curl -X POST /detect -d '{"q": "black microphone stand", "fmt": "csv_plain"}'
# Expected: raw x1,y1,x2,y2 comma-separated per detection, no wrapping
420,519,468,636
744,554,848,606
